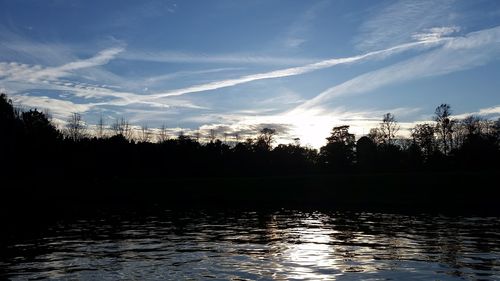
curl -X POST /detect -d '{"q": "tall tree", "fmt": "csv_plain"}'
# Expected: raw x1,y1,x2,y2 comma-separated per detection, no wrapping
96,115,106,139
111,117,133,140
138,124,152,142
380,113,400,145
410,123,435,159
256,127,276,151
434,104,453,154
157,123,169,143
320,125,355,171
356,136,377,171
65,112,86,141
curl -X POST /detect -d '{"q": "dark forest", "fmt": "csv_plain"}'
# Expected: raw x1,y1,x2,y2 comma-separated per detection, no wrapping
1,93,499,213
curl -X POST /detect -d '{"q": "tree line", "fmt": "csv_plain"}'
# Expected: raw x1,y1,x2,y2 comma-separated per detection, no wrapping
1,93,499,181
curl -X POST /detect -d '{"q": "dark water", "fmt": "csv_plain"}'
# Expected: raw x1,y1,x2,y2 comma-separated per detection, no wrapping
1,210,499,280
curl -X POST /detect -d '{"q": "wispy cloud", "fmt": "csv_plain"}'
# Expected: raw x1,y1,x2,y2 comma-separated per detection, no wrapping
12,94,96,118
145,67,244,84
142,38,446,102
0,46,124,82
120,51,318,66
356,0,456,50
296,26,500,112
412,26,461,42
283,0,330,48
453,105,500,119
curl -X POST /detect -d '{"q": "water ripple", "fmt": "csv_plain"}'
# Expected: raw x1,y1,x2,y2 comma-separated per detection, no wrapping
1,210,499,280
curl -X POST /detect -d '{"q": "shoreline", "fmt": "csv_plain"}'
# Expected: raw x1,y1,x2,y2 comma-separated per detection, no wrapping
2,171,499,218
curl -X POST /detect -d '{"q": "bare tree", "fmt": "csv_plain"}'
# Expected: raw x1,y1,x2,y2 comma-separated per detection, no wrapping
368,128,384,145
462,115,482,136
138,124,152,142
65,112,86,141
194,130,201,143
434,104,453,154
411,123,435,157
209,129,216,143
380,113,400,145
111,117,133,140
157,123,169,143
256,127,276,150
96,115,106,139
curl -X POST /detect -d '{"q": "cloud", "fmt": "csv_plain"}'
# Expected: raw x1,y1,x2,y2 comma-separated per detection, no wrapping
479,106,500,116
12,95,95,118
120,51,318,66
453,105,500,119
412,26,461,42
356,0,456,50
55,47,124,73
295,26,500,112
197,122,294,141
0,26,455,115
196,105,424,148
145,67,244,83
141,38,446,102
0,46,124,82
283,0,330,48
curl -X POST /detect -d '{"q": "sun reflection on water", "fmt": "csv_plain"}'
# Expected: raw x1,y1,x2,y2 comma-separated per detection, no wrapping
2,211,500,280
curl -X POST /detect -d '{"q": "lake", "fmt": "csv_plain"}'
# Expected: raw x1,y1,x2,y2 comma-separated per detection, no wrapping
1,210,499,280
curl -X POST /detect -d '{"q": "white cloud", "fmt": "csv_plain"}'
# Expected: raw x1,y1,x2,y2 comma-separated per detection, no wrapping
295,26,500,112
412,26,461,42
0,46,124,82
141,38,445,102
12,95,95,118
145,67,244,83
282,0,330,49
453,105,500,119
120,51,318,66
356,0,456,50
479,106,500,116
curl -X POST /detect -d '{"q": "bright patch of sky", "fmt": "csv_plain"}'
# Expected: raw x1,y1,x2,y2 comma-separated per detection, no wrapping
1,0,500,148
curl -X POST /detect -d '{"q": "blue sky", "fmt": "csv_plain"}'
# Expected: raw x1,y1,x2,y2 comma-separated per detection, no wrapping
1,0,500,147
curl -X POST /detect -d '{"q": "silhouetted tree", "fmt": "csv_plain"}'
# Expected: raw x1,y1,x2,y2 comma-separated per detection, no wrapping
272,143,318,173
320,125,355,171
194,130,201,142
368,128,384,145
463,115,482,136
256,127,276,151
138,124,152,142
1,92,499,185
356,136,377,171
0,93,20,137
494,118,500,144
65,112,86,141
96,115,106,138
157,123,169,143
411,123,435,160
209,129,216,142
111,117,133,140
434,104,454,154
234,132,241,143
22,109,60,142
380,113,400,145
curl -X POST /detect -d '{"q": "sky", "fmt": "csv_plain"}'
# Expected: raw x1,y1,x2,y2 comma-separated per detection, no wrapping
1,0,500,148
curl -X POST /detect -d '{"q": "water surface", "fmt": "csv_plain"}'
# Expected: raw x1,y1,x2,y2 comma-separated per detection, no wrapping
1,210,499,280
